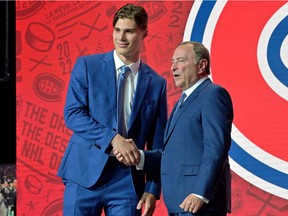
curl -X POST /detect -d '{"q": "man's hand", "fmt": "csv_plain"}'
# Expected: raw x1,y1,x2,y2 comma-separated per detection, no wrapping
111,134,140,166
113,148,128,164
136,192,157,216
179,194,204,214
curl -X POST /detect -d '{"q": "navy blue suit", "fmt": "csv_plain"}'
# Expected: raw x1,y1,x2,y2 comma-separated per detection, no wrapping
161,78,233,215
57,51,167,215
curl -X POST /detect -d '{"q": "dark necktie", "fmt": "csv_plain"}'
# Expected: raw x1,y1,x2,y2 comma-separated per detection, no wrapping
174,92,187,114
168,92,187,130
117,66,131,137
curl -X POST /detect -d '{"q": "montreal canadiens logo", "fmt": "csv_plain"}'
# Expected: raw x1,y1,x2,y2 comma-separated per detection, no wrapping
184,0,288,199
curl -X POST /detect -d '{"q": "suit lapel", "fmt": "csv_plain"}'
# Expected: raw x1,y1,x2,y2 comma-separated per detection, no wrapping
164,104,177,139
103,53,117,124
127,63,150,131
164,92,198,144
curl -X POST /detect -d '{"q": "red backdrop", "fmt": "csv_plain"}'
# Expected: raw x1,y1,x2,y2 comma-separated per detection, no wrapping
16,1,288,215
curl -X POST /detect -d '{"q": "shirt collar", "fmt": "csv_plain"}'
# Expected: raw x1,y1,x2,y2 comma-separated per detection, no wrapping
113,50,140,74
184,76,209,98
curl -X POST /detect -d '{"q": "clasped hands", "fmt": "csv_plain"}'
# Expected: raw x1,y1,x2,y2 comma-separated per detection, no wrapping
111,133,140,166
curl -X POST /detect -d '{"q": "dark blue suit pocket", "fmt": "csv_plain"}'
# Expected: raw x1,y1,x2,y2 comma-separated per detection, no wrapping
181,165,199,176
143,100,155,109
142,100,155,118
143,100,155,105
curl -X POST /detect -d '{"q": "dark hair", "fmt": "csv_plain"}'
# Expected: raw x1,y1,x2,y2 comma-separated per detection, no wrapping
179,41,211,75
113,3,148,31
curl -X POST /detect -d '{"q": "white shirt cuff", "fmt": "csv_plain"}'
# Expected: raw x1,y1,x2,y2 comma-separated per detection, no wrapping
136,150,145,170
193,193,209,203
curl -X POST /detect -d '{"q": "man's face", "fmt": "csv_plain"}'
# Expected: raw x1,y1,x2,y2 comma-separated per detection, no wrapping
171,44,199,90
113,18,147,64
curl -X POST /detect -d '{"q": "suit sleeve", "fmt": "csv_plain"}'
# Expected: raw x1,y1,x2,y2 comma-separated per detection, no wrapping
64,57,117,152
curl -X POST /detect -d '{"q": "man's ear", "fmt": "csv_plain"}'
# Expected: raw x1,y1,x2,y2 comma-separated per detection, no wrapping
198,59,208,74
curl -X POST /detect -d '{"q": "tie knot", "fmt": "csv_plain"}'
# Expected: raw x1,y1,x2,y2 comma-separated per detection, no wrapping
177,92,187,108
179,92,187,103
120,66,131,77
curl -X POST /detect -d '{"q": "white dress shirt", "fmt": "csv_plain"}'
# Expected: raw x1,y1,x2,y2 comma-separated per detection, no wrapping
114,51,140,131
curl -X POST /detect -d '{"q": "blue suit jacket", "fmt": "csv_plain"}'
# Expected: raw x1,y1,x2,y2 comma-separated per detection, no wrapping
57,51,167,199
161,78,233,214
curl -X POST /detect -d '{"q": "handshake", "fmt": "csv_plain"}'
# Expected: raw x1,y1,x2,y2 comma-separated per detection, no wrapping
111,133,142,166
